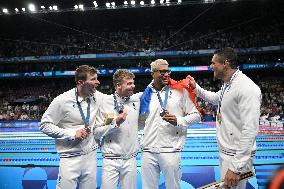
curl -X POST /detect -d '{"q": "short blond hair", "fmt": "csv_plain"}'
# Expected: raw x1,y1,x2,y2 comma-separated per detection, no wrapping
113,69,135,87
150,59,169,72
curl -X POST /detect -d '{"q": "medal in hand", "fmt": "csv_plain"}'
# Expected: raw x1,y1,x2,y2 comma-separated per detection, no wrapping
160,109,169,117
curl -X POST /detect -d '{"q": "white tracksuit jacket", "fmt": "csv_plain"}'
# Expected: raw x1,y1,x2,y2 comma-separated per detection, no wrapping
195,71,261,173
141,85,201,152
40,88,103,158
94,93,142,158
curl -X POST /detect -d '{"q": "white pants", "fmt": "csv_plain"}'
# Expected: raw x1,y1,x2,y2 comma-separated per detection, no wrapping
56,150,97,189
219,152,254,189
101,157,137,189
141,152,181,189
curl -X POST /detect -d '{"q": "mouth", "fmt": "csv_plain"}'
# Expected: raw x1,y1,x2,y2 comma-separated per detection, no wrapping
86,84,96,94
162,77,169,83
92,87,97,93
128,89,134,95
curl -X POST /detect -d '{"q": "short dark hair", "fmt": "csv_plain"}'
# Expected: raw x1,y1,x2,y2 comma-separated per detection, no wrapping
75,65,97,83
214,47,238,69
113,69,135,87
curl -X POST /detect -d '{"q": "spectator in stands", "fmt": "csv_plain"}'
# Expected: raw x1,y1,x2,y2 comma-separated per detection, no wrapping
40,65,102,189
188,47,262,189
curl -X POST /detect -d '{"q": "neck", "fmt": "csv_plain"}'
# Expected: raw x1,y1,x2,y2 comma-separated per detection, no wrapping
77,86,88,99
223,68,238,82
153,81,164,91
115,90,125,98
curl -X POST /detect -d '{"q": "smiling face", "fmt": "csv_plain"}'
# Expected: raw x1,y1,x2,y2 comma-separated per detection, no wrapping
152,64,171,88
113,69,135,97
79,73,100,97
75,65,99,97
210,54,226,80
116,78,135,97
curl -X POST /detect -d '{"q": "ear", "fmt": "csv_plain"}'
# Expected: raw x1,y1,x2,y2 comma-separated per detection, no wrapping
115,82,121,89
77,80,84,86
225,60,233,70
225,59,230,65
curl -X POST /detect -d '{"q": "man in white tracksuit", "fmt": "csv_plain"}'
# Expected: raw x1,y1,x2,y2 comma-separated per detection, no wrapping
188,47,261,189
40,65,103,189
94,69,141,189
140,59,201,189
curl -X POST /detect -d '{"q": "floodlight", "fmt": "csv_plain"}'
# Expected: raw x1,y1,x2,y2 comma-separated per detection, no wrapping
2,8,8,14
28,4,36,12
93,1,98,7
78,4,84,10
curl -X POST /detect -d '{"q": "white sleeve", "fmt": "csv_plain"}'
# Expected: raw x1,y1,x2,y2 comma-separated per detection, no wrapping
40,97,76,140
93,115,118,140
229,86,261,173
176,89,201,128
92,94,119,140
196,84,221,106
137,92,144,99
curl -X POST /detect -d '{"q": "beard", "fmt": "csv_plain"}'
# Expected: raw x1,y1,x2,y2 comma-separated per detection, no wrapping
81,83,95,96
213,70,224,81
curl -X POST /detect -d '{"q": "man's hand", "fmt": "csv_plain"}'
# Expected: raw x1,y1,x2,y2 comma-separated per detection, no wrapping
186,75,196,89
224,169,240,189
75,128,89,140
162,113,177,126
115,109,127,128
85,126,91,134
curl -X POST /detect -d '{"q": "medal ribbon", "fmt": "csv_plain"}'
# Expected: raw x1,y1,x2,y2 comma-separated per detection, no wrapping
217,69,240,114
75,88,91,128
156,86,170,110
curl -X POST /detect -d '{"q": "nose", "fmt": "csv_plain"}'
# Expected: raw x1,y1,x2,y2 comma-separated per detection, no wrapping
96,79,100,85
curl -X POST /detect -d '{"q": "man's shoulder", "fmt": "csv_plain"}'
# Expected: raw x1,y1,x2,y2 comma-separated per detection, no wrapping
53,88,75,102
131,92,143,101
94,90,111,99
95,92,114,105
237,73,261,94
169,87,187,96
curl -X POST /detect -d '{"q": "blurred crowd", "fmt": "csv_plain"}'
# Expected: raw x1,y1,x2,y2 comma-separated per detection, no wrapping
0,75,283,122
0,19,283,58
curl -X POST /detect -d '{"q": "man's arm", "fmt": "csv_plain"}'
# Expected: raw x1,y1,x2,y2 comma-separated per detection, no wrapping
40,97,78,140
224,85,261,188
162,89,201,127
230,86,261,173
93,108,127,140
187,75,220,105
177,88,201,127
